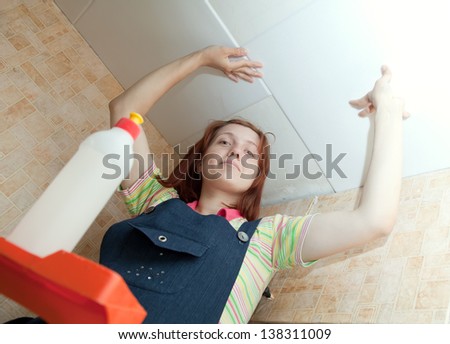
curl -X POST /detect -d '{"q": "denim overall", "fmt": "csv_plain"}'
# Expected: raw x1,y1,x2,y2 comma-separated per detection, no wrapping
100,198,261,324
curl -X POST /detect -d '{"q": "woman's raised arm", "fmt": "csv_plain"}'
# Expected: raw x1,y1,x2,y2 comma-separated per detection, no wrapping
301,66,409,263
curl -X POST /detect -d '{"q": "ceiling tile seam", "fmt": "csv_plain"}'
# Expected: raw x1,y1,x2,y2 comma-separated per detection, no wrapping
234,0,319,48
204,0,336,194
262,89,336,194
72,0,95,24
203,0,271,96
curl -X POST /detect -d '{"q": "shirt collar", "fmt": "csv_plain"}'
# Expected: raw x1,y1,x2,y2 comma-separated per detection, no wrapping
186,200,243,221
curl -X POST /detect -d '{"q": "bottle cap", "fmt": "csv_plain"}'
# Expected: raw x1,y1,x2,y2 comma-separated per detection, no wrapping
129,112,144,125
115,113,144,140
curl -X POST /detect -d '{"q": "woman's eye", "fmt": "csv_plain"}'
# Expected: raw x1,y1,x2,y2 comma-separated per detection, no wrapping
246,151,256,158
220,140,230,145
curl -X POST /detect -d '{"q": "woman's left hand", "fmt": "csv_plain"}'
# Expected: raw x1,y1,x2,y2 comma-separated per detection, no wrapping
200,45,263,83
349,65,410,119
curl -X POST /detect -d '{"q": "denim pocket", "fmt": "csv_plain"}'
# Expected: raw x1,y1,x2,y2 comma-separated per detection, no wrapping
106,222,209,294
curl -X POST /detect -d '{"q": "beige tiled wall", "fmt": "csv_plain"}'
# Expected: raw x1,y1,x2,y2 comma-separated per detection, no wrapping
0,0,174,322
251,169,450,323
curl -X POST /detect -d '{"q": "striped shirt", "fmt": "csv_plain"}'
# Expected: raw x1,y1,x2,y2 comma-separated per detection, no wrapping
118,163,316,324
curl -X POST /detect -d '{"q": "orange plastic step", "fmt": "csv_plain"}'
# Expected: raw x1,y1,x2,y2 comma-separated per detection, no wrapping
0,237,146,323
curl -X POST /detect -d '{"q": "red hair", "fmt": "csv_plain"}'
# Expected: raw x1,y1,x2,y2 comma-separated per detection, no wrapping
157,119,270,220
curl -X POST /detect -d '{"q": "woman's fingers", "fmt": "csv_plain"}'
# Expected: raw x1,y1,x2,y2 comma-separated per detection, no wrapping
236,66,263,78
358,104,375,117
225,71,258,83
229,58,263,72
235,71,256,82
380,65,392,82
235,72,254,83
225,72,239,83
224,65,263,83
349,92,372,109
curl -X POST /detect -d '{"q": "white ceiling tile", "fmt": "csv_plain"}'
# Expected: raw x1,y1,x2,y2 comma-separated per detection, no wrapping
73,0,269,145
208,0,315,45
178,96,334,205
245,0,450,192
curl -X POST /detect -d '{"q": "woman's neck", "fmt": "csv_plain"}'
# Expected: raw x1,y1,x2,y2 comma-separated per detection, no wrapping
195,187,239,216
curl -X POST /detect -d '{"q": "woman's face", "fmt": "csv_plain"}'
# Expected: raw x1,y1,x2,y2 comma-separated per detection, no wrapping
201,123,261,194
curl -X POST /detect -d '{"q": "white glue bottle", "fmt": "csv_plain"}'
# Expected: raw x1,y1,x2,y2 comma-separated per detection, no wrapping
8,112,144,257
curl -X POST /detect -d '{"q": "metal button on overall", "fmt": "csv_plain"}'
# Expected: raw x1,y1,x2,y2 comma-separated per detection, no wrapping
158,235,167,242
237,231,249,243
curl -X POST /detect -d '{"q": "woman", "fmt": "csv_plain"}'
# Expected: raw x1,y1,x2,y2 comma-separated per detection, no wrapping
103,46,407,324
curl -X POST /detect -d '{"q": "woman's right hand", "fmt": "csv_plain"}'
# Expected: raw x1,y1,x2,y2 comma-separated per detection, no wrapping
199,45,263,83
